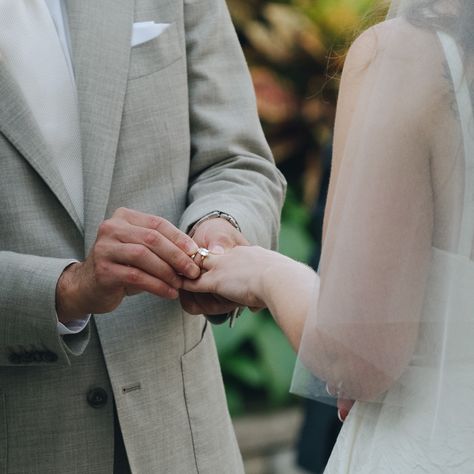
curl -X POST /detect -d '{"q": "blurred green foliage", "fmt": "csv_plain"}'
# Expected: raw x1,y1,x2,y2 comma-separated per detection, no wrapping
214,0,382,415
227,0,381,205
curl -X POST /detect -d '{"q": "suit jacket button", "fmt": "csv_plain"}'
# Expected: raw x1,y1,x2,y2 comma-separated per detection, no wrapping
87,388,108,408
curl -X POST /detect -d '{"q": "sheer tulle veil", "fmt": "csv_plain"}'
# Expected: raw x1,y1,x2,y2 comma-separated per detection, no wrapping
291,0,474,437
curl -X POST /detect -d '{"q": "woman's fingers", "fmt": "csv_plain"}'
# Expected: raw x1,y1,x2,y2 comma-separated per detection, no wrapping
181,271,215,293
194,251,218,272
181,247,266,309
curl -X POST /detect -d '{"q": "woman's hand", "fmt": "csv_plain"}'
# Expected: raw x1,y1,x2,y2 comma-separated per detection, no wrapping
181,245,291,309
182,244,318,353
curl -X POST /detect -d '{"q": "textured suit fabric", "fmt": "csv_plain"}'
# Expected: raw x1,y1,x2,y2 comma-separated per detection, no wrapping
0,0,286,472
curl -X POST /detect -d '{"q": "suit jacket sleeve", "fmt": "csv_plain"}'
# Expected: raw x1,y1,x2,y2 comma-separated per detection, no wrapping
178,0,286,247
0,252,90,367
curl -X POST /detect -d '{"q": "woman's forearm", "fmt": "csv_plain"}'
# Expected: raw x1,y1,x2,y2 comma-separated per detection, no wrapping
261,256,319,352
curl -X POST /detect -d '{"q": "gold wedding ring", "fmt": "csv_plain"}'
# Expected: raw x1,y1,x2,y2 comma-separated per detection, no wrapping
192,247,210,269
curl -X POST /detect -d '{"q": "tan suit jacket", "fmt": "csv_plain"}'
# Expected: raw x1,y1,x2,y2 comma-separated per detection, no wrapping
0,0,285,472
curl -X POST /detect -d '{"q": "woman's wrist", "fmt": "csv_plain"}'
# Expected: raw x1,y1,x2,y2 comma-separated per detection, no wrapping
260,253,298,306
258,256,318,351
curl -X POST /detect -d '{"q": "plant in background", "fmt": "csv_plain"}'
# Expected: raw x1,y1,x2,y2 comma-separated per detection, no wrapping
227,0,380,205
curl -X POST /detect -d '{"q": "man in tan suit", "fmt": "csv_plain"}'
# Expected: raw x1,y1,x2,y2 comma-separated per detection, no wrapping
0,0,285,472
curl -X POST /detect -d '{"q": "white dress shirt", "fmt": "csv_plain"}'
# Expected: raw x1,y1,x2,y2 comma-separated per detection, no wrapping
44,0,74,74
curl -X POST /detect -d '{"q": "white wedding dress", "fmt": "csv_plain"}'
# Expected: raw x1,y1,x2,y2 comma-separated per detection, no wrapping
324,31,474,474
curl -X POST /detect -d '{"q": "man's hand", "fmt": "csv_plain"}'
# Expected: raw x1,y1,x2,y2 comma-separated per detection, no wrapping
179,217,248,316
56,207,200,323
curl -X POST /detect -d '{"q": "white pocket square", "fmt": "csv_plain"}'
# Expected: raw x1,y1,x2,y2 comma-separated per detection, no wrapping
131,21,170,47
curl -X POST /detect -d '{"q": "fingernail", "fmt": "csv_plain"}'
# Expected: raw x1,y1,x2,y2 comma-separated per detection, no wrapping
168,288,179,299
337,408,348,422
187,263,201,279
209,245,225,255
185,241,199,255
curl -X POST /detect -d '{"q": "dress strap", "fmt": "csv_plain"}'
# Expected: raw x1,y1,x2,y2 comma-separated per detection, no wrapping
438,31,474,257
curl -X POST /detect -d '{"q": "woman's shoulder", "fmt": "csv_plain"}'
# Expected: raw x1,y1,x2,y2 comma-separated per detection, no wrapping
346,17,441,72
342,17,447,112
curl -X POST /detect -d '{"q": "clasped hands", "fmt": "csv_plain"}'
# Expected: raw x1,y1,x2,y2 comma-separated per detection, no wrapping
56,207,354,420
56,207,248,324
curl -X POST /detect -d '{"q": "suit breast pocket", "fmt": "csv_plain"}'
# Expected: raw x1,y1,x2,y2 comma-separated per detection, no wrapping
129,22,183,80
0,393,6,473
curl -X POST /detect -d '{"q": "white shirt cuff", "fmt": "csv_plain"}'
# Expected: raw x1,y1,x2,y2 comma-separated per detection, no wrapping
57,316,91,336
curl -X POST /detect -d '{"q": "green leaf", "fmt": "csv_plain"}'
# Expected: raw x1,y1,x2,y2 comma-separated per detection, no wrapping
281,189,310,226
223,355,267,388
224,384,245,416
279,221,312,262
254,316,297,405
279,190,313,262
212,309,259,358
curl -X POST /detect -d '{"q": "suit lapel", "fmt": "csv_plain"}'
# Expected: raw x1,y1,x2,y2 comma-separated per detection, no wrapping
64,0,134,251
0,63,84,233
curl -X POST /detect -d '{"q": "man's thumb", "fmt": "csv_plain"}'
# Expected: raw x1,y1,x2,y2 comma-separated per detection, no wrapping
209,244,225,255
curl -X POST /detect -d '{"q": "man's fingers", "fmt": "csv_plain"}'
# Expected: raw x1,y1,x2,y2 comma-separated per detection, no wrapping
112,207,199,255
124,287,143,296
129,224,200,279
109,221,200,279
201,294,238,314
179,290,237,315
179,290,203,315
112,243,183,290
100,262,179,299
181,274,213,293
